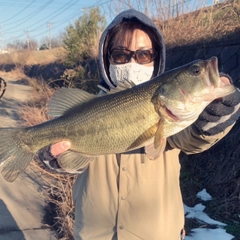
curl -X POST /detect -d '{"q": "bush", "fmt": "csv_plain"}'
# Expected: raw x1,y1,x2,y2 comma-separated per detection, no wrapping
63,7,106,67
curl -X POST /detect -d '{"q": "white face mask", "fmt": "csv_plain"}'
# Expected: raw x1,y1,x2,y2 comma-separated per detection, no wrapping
109,62,154,86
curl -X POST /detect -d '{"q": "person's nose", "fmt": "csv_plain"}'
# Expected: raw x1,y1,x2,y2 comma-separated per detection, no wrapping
129,53,136,63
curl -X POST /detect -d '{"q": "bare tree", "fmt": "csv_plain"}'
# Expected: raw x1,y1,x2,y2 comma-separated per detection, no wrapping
108,0,218,21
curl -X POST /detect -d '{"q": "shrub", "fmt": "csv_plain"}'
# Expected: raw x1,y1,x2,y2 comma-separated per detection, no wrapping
63,7,106,67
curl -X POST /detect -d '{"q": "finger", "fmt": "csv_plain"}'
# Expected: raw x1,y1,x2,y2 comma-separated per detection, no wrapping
198,110,221,122
51,141,71,157
205,100,233,116
221,88,240,106
220,76,230,85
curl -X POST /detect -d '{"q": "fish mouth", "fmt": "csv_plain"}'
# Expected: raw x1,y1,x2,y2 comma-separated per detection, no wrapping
208,57,231,87
159,100,179,121
209,57,218,72
207,57,219,87
165,107,179,121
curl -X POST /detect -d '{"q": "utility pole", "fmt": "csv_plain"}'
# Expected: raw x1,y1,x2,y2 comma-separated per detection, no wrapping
47,22,53,49
24,30,30,50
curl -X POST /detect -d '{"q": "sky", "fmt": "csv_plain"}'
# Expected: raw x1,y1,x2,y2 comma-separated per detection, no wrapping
0,0,224,50
0,0,113,49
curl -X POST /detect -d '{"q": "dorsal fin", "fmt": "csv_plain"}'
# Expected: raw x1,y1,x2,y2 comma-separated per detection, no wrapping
111,80,136,94
48,80,135,117
47,87,96,117
97,79,135,95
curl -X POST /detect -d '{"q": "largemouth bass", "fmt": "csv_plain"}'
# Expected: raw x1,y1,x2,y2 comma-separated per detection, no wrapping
0,57,236,182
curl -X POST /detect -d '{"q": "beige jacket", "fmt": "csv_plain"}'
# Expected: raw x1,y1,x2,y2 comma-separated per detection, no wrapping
72,125,233,240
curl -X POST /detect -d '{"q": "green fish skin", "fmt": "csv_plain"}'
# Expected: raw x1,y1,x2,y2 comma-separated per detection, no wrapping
0,57,236,182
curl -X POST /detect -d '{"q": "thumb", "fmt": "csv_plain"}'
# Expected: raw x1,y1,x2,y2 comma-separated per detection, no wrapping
51,141,71,157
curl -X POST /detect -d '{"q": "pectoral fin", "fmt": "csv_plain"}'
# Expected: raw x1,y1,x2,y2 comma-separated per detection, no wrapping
154,119,165,148
145,138,167,160
57,150,97,172
145,119,166,160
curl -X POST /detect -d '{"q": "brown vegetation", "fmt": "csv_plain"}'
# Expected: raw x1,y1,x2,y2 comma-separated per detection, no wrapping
159,0,240,49
0,47,67,66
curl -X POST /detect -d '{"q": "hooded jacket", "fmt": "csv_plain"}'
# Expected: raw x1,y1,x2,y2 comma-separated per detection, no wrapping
98,9,166,90
71,9,234,240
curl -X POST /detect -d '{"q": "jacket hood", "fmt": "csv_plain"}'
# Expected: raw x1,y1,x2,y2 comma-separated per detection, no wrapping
98,9,166,89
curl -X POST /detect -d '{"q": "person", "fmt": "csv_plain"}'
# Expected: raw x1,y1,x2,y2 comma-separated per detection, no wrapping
38,9,240,240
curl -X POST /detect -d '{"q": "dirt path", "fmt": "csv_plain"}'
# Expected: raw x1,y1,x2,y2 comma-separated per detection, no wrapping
0,75,57,240
0,77,32,127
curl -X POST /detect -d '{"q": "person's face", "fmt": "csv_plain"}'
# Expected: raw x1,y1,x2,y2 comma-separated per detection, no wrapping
110,29,154,67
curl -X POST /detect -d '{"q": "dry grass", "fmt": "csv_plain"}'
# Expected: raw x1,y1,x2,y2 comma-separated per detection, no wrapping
0,47,67,66
44,174,76,239
31,160,76,240
158,0,240,48
19,83,53,124
28,160,76,239
0,68,28,81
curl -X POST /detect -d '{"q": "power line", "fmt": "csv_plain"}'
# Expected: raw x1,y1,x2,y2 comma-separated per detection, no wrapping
28,0,112,39
2,0,54,29
29,0,79,32
2,0,112,46
5,8,81,42
0,0,36,24
3,0,77,33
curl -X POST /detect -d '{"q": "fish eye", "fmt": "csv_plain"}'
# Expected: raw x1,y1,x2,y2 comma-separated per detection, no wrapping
190,65,201,76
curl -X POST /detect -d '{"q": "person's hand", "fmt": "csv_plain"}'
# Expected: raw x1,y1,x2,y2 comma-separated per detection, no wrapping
38,141,71,173
51,141,71,157
194,75,240,136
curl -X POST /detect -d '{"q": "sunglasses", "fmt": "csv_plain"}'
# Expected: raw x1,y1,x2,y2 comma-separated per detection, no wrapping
109,48,156,64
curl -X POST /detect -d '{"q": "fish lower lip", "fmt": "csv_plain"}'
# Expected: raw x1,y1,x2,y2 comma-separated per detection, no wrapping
166,107,179,121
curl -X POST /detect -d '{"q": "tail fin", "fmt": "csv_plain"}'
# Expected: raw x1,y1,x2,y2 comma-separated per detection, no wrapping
0,128,35,182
